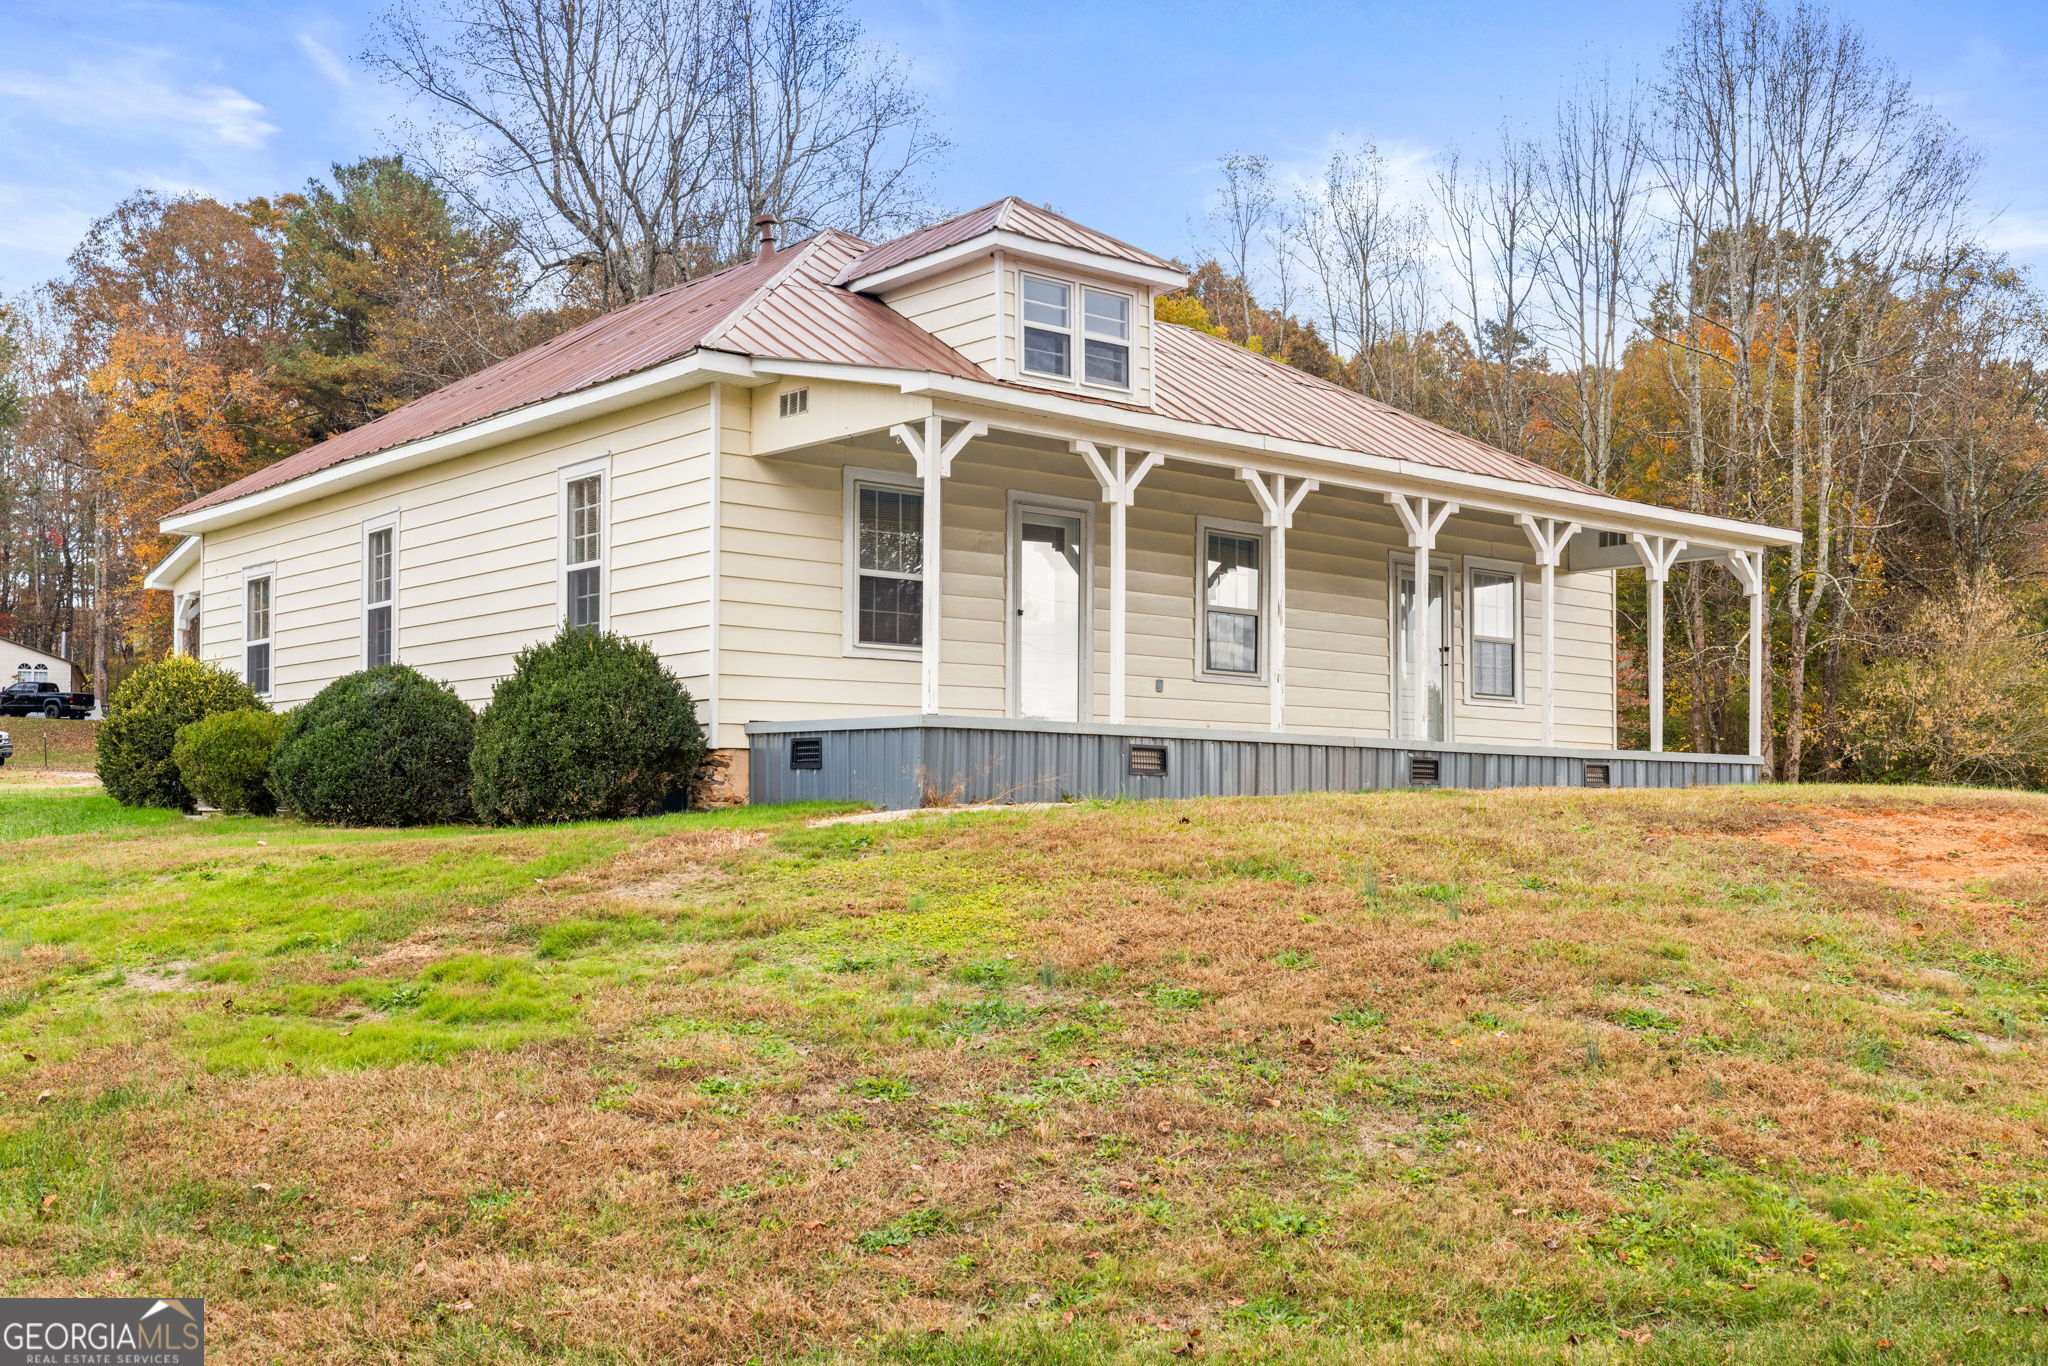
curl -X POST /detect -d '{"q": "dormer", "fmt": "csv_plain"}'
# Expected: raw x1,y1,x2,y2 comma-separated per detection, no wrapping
835,198,1188,406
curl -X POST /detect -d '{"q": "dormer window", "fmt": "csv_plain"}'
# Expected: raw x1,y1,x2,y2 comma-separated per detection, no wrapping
1020,273,1132,390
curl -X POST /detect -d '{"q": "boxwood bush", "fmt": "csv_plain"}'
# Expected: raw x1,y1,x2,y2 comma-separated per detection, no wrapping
470,629,705,826
270,666,475,826
172,709,286,815
96,656,266,809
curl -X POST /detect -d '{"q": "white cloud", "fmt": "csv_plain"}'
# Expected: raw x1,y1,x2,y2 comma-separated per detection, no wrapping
0,54,277,149
296,32,352,90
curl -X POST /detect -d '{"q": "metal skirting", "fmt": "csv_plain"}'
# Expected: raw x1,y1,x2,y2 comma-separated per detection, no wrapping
745,716,1762,809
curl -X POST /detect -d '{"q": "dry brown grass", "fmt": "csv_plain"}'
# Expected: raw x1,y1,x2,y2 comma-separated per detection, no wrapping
7,785,2048,1363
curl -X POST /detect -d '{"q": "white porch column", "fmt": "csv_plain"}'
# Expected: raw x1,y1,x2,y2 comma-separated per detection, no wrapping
1239,470,1319,732
891,416,986,715
1726,550,1768,759
1387,493,1457,742
1515,515,1582,747
1629,533,1687,754
1076,442,1164,726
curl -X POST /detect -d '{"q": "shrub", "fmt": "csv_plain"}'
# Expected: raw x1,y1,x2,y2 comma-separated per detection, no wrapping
96,656,265,808
1842,581,2048,787
269,666,475,826
172,709,286,814
470,628,705,826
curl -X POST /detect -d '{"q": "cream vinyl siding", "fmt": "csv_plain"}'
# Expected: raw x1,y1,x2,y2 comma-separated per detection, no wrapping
713,433,1617,747
879,260,1001,371
189,389,717,709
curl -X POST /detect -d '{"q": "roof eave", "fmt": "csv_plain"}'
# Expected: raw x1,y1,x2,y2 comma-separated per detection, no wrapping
160,348,765,537
839,229,1189,294
143,534,203,590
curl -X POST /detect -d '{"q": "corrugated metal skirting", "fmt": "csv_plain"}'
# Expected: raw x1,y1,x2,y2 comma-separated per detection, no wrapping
748,720,1761,809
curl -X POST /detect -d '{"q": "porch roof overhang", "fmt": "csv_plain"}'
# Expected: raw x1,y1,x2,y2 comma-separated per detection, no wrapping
749,359,1800,557
142,534,202,590
151,348,1796,559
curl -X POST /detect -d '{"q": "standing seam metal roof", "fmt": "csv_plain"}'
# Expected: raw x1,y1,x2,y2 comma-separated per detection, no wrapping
168,205,1593,519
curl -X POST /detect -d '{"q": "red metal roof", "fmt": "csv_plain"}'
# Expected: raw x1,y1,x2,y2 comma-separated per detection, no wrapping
169,207,1591,521
830,197,1177,286
1150,327,1595,494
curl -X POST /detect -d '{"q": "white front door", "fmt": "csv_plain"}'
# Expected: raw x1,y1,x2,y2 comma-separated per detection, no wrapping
1395,562,1451,741
1014,509,1086,722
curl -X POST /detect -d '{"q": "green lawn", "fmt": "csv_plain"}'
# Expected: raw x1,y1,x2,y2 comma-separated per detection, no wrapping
2,783,2046,1363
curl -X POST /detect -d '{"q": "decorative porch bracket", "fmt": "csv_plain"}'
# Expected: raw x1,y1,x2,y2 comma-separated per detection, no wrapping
1076,442,1166,726
1629,533,1688,754
1386,493,1458,745
892,416,987,714
1514,514,1582,747
1723,549,1767,760
1239,470,1319,732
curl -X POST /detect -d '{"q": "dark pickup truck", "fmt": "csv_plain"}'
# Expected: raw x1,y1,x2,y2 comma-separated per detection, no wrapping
0,680,95,719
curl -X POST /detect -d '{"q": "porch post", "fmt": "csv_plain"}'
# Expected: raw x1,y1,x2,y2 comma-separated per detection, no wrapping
1726,550,1767,759
1629,534,1686,754
1515,516,1581,747
1076,442,1164,726
1387,493,1457,743
892,416,986,716
1240,470,1319,732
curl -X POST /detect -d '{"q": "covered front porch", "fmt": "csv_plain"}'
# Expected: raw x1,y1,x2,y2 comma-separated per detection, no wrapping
725,395,1793,803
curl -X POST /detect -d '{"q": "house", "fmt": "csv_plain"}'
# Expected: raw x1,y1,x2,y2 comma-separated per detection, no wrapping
146,199,1797,807
2,638,81,693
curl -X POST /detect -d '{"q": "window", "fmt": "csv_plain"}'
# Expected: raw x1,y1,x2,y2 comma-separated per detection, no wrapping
1020,275,1071,378
1201,527,1264,676
853,481,923,649
364,523,395,668
563,471,605,630
1468,566,1521,701
1019,273,1133,389
245,574,272,695
1083,288,1131,386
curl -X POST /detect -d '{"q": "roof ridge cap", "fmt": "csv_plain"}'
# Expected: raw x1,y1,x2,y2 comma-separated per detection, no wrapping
699,232,842,348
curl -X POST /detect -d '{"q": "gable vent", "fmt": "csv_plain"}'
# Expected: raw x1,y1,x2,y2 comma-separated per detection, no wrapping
789,736,824,770
1127,743,1169,778
1583,761,1611,789
1409,756,1440,786
778,387,810,418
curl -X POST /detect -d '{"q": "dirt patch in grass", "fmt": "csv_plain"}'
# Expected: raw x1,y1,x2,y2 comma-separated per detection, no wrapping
1749,803,2048,894
585,825,770,899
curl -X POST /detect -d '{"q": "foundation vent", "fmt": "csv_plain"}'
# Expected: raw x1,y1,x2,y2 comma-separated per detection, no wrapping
1128,744,1169,778
789,736,824,770
1584,762,1611,789
1408,755,1440,786
778,387,810,418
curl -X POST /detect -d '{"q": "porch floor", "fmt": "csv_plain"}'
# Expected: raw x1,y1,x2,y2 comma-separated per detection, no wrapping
745,714,1762,809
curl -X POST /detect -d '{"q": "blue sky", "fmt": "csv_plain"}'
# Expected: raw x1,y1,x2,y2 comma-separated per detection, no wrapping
4,0,2047,295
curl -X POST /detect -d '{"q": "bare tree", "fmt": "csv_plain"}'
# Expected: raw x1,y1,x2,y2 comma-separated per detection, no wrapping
1207,152,1276,341
364,0,944,306
1436,133,1542,455
1530,73,1649,490
1648,0,1977,775
1290,140,1432,404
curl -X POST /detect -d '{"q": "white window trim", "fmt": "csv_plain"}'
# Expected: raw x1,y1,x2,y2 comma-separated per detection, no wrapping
558,456,611,632
1194,515,1270,686
1016,269,1136,395
1462,554,1527,708
1004,490,1097,722
1387,550,1456,741
362,512,399,669
241,562,275,698
842,463,925,660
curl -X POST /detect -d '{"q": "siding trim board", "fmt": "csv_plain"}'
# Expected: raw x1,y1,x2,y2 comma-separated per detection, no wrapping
746,714,1761,810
